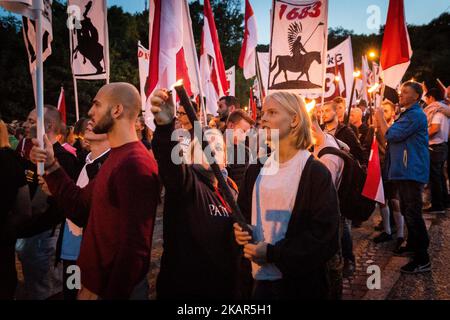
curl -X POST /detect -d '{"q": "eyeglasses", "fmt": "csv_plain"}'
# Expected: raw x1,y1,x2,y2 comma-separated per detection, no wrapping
176,111,187,117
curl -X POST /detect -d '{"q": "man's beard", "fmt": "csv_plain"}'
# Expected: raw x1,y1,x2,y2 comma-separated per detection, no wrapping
93,111,114,134
219,110,229,122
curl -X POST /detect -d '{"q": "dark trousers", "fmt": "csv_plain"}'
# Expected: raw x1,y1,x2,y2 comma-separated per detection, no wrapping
252,280,283,300
429,143,448,209
0,244,17,300
395,180,430,263
341,218,354,262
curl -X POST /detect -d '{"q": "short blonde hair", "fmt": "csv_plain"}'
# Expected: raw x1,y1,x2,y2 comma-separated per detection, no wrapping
0,120,11,148
264,92,312,150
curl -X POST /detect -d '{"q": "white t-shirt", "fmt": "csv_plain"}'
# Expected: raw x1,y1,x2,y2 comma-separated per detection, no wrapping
430,111,449,145
251,148,311,280
313,134,344,188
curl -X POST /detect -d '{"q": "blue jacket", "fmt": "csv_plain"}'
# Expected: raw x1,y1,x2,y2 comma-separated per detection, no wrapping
385,103,430,184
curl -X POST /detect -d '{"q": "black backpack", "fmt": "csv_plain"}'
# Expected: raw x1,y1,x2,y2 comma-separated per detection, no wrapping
318,145,376,222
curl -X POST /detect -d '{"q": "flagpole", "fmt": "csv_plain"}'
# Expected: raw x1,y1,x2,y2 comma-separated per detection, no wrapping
104,0,110,84
34,0,44,175
73,77,80,121
183,0,206,126
69,19,80,122
320,1,329,117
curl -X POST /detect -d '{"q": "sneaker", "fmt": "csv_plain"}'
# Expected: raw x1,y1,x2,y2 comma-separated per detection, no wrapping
343,259,355,278
423,206,445,214
400,260,431,274
393,245,414,256
373,232,393,244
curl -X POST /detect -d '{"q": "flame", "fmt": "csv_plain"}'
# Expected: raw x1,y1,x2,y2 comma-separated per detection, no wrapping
306,99,316,113
368,83,380,94
171,79,184,90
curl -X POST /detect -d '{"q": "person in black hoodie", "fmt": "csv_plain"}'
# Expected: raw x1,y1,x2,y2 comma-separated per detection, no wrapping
150,89,240,300
225,109,255,190
234,92,340,300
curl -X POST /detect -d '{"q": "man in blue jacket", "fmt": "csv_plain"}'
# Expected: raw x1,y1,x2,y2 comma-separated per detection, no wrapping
380,81,430,274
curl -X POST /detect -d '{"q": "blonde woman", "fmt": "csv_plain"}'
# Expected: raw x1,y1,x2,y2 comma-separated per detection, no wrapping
234,92,340,299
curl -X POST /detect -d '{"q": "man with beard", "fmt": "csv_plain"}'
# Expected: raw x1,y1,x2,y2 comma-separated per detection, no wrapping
30,83,160,299
217,96,240,133
321,101,366,165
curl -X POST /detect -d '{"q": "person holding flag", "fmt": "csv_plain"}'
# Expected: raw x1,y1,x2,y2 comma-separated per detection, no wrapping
150,88,240,300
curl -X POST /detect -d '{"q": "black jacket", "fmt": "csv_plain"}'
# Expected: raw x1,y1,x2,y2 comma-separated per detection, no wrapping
334,123,367,165
153,121,240,300
226,143,251,191
237,155,340,299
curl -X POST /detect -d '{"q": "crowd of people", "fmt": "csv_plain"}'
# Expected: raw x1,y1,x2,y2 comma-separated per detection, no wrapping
1,80,450,300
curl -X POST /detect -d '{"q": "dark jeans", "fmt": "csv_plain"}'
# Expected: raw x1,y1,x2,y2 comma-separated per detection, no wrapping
341,217,354,262
252,280,283,300
429,143,448,209
394,180,430,263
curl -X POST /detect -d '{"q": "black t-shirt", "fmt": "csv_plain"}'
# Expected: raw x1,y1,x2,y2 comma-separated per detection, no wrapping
0,148,27,222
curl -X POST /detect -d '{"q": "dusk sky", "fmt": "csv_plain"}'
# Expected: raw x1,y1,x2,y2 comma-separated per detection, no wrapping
107,0,450,44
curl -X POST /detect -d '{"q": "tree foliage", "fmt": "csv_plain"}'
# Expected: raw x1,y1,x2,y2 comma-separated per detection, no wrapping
0,1,448,123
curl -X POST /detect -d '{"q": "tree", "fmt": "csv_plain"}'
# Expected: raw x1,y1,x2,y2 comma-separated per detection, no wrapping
0,4,448,123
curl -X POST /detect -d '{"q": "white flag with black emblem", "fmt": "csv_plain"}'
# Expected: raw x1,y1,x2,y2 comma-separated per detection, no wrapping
67,0,109,80
268,0,328,96
22,0,52,73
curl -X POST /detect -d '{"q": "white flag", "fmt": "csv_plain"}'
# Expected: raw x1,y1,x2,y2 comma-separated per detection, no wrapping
225,66,235,97
323,37,354,107
268,0,328,96
239,0,258,79
257,51,270,95
145,0,202,128
67,0,109,80
138,42,150,111
200,0,228,115
22,5,52,74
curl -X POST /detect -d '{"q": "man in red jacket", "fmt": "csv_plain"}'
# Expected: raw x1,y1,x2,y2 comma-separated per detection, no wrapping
30,82,160,299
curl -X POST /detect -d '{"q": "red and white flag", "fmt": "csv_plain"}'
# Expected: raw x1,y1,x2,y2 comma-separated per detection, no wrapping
200,0,229,115
57,86,66,124
145,0,201,128
239,0,258,80
380,0,412,89
362,136,385,204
